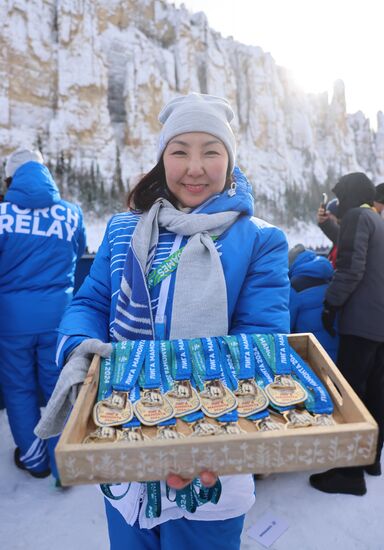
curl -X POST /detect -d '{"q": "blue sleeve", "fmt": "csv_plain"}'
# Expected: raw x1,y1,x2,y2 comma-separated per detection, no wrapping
230,225,290,334
58,219,112,342
56,334,86,368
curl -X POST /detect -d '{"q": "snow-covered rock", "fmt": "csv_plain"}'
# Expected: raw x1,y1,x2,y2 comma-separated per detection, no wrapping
1,0,383,220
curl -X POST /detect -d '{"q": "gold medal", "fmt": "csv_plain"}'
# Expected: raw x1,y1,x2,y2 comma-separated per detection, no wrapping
156,425,185,440
265,375,308,407
93,390,133,427
283,409,314,429
134,389,174,426
220,421,246,435
254,416,283,432
191,417,223,437
313,413,336,426
235,378,269,417
165,380,201,417
83,426,121,443
118,426,149,442
199,379,237,418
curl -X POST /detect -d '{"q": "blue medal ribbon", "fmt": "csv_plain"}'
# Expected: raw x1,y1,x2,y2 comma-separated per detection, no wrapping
173,339,193,380
113,340,148,393
201,337,223,380
273,334,291,376
236,333,256,379
289,347,334,414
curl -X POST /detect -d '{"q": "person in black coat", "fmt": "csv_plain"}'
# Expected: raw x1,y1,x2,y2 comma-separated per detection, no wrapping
310,172,384,496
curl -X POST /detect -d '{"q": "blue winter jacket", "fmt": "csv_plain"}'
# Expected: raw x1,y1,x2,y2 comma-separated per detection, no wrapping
289,250,338,361
58,167,290,359
0,161,86,335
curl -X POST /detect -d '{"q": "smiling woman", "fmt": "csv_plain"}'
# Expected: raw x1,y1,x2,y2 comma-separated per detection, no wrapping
37,91,290,550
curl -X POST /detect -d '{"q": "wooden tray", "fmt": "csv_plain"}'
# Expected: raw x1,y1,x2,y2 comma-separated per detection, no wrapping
55,333,378,485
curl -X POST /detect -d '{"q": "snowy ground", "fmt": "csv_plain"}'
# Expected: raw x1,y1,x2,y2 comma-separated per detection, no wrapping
1,410,383,550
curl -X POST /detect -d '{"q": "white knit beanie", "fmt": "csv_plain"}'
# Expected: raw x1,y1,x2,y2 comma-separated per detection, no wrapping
5,148,44,178
157,92,236,173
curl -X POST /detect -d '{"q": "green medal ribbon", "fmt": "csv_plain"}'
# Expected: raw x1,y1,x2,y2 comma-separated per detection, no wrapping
146,481,162,518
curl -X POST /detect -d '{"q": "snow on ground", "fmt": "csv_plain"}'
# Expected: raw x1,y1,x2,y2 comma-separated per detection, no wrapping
1,410,383,550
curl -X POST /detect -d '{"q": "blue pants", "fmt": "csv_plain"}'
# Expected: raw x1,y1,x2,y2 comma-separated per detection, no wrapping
104,499,245,550
0,332,60,477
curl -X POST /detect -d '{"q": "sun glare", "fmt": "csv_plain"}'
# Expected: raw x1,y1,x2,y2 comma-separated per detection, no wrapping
173,0,383,126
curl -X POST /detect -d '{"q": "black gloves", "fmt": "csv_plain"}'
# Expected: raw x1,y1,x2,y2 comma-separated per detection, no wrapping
322,302,337,337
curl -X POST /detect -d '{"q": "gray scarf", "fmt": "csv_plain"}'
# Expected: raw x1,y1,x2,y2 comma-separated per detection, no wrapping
133,199,240,339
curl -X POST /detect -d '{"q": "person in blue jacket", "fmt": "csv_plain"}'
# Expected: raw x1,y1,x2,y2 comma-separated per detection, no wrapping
36,93,290,550
288,244,338,362
0,148,86,480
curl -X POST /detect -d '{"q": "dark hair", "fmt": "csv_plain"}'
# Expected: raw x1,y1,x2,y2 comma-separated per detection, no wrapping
127,157,234,212
4,177,12,189
127,158,177,211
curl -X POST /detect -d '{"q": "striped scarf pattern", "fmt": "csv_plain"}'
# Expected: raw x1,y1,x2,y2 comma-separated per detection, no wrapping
112,199,240,342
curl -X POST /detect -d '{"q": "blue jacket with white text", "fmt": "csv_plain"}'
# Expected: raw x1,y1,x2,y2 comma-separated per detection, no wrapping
0,161,86,335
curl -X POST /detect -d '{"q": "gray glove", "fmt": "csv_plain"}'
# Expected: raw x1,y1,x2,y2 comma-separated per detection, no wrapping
34,339,112,439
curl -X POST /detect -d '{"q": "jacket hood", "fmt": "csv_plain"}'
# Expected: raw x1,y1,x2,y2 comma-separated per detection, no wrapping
5,161,60,208
197,166,254,216
289,249,334,281
333,172,375,219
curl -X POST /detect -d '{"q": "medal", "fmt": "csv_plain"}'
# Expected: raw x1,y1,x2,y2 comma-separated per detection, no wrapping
220,421,246,435
199,337,237,418
165,340,201,417
134,341,174,426
227,334,269,416
134,388,174,426
264,334,307,407
93,340,147,427
93,390,133,427
83,425,121,443
313,413,336,426
265,374,308,407
191,417,223,437
283,409,314,429
200,378,237,418
254,415,283,432
156,425,185,440
235,379,269,416
119,426,149,442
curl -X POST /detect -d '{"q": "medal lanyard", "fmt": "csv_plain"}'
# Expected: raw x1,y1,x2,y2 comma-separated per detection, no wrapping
252,334,295,412
201,337,238,423
289,347,334,414
251,335,275,387
113,340,148,394
173,339,193,380
201,337,225,381
273,333,291,376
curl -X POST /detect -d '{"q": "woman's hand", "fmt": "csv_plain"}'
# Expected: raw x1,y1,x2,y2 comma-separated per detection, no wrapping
166,470,218,490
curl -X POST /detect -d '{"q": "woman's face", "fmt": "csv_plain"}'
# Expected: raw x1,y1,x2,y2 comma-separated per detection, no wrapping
163,132,229,208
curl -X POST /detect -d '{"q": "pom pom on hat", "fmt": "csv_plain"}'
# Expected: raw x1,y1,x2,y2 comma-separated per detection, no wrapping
5,148,44,178
157,92,236,173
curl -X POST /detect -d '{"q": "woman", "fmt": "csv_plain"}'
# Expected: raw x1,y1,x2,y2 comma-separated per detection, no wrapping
37,92,290,549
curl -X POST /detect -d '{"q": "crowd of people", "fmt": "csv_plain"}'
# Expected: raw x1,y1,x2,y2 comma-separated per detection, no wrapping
1,92,383,549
